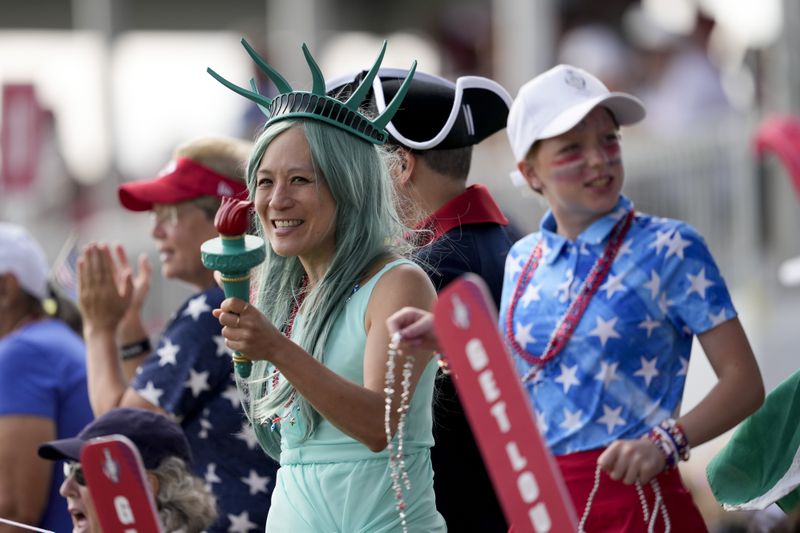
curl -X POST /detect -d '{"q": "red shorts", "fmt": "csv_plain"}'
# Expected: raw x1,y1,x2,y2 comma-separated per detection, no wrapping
556,448,707,532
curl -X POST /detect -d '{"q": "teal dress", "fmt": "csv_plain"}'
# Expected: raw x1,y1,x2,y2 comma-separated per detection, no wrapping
264,259,446,532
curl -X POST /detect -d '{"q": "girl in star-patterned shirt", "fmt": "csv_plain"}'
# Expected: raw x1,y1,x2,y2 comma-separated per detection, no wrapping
498,64,764,531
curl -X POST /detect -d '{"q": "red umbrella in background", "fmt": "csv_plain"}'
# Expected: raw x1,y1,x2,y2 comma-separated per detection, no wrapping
754,114,800,286
754,114,800,200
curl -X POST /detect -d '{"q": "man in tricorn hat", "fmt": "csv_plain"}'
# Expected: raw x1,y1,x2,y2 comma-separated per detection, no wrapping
329,69,513,531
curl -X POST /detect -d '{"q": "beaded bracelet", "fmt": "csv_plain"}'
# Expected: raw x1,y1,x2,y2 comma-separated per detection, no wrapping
660,417,691,462
647,418,690,469
120,338,152,360
647,426,678,468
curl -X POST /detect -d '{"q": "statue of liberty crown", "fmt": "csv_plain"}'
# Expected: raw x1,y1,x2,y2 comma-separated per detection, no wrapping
208,39,417,145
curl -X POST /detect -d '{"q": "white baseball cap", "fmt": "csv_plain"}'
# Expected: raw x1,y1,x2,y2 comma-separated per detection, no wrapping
0,223,49,301
507,64,646,186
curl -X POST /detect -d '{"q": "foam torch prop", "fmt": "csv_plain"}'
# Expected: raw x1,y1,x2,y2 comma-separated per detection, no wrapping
201,197,266,378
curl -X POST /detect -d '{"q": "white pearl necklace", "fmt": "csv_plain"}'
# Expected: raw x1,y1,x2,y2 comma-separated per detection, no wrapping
578,465,671,533
384,332,415,533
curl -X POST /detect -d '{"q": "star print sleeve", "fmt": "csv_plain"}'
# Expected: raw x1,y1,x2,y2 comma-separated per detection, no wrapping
501,235,537,298
658,222,737,334
499,241,527,331
131,289,233,418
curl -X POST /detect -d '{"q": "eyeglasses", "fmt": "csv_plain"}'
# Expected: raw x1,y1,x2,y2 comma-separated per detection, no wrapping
150,201,216,228
149,205,181,228
63,461,86,486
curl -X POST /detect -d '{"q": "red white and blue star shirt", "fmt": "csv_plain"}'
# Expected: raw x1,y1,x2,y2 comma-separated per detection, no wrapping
131,286,277,532
498,196,737,455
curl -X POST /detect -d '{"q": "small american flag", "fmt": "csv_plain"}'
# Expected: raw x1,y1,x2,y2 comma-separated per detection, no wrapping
50,231,79,301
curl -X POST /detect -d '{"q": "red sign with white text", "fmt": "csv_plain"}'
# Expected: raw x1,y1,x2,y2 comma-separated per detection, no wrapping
433,274,578,533
80,435,164,533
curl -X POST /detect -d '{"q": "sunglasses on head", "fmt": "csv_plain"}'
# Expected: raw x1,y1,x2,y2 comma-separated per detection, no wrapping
63,461,86,486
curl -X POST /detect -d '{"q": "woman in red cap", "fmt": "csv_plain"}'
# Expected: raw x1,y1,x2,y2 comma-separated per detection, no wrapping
77,137,279,532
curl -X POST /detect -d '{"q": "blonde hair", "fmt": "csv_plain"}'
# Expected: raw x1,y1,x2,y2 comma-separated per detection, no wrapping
152,456,217,532
173,137,253,183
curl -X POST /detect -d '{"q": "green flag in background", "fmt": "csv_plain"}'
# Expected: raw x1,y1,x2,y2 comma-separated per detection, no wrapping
707,369,800,513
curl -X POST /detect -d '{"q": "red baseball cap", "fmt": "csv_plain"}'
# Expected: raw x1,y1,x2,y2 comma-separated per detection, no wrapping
118,157,249,212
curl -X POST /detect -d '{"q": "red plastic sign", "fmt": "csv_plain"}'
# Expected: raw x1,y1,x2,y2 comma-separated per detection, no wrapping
80,435,163,533
433,274,578,533
1,83,43,191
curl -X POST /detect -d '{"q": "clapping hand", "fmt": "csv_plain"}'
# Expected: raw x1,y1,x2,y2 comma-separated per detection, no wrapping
78,243,134,334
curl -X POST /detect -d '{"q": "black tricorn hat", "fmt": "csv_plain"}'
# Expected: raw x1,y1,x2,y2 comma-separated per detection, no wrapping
327,68,512,150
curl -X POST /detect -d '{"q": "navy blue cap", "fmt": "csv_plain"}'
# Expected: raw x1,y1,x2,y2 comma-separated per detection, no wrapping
38,408,192,469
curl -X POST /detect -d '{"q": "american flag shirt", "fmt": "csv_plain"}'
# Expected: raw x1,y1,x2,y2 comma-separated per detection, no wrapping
131,286,277,532
498,196,737,455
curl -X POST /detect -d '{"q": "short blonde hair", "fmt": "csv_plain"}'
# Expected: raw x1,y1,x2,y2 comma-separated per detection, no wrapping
152,456,218,532
174,137,253,183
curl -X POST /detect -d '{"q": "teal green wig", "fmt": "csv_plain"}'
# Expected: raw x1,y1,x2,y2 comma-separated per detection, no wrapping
238,119,410,460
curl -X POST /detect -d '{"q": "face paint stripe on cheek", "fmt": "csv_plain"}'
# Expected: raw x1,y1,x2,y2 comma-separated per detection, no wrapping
603,142,621,160
552,153,583,166
550,155,586,180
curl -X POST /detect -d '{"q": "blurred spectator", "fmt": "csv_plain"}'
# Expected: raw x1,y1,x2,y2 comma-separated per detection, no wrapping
77,137,278,532
38,407,217,533
434,4,493,78
44,281,83,336
625,8,734,137
239,41,277,141
558,24,637,93
0,223,93,533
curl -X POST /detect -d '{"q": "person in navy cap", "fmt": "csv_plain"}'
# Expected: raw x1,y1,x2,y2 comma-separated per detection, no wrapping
39,407,216,533
77,137,278,532
328,68,513,531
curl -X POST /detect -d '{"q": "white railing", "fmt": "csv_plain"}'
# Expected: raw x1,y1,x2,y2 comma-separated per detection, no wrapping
622,118,761,285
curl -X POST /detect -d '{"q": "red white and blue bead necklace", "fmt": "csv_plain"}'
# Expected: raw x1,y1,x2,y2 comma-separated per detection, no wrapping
504,210,634,383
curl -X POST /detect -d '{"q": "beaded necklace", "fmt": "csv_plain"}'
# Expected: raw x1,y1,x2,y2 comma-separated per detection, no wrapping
578,465,671,533
272,277,309,385
505,210,633,382
384,332,414,533
265,278,308,429
267,277,363,430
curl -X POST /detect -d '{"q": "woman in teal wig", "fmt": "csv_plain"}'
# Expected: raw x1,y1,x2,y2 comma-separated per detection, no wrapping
213,114,445,531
